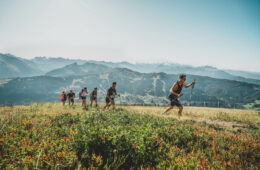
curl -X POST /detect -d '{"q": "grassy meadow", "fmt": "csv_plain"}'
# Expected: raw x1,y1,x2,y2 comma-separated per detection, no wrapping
0,102,259,169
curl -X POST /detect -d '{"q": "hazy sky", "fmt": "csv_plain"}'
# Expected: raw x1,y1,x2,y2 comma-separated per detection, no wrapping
0,0,259,72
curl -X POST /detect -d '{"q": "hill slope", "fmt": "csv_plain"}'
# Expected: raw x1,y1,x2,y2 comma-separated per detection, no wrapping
0,53,43,79
0,68,259,107
45,62,113,77
31,56,86,72
89,61,260,85
1,53,260,85
0,103,259,169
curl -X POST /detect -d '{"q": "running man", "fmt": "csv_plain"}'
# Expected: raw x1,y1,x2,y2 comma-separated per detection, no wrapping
67,90,75,106
162,74,195,118
60,91,67,106
90,87,98,108
103,82,120,110
80,87,88,109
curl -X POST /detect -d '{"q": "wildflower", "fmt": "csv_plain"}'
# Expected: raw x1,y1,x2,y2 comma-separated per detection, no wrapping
133,143,138,149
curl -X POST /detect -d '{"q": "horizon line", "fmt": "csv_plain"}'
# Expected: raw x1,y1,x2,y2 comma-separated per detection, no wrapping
1,52,260,74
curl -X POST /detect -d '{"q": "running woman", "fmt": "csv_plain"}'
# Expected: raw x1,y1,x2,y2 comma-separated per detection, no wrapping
60,91,67,106
80,87,88,110
90,87,98,108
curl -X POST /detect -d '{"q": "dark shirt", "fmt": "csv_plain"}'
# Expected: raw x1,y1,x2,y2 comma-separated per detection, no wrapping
169,81,183,100
67,92,75,99
92,91,97,98
173,81,183,94
107,87,117,99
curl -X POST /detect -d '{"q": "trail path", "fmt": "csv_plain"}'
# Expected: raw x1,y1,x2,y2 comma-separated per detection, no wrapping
121,106,258,130
179,116,249,129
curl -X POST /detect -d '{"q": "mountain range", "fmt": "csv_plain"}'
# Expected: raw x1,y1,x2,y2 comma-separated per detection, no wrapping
1,53,260,85
0,53,43,78
0,53,260,108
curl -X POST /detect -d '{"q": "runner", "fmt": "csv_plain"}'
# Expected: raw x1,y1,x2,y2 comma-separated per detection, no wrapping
90,87,98,108
60,91,67,106
67,90,75,106
162,74,195,118
80,87,88,110
103,82,120,110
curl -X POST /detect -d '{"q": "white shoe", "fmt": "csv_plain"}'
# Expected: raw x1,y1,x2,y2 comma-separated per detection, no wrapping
161,112,165,115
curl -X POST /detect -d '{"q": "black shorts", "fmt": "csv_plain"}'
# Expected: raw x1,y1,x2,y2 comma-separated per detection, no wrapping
61,99,66,102
81,96,86,100
168,94,182,107
170,99,182,107
106,97,114,103
69,98,74,103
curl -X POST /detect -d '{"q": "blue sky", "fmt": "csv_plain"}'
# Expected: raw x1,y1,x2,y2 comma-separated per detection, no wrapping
0,0,259,72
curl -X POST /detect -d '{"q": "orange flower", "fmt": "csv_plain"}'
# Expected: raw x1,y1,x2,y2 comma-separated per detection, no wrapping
133,143,138,149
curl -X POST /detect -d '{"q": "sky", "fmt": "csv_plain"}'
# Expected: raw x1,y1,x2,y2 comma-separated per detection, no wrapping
0,0,260,72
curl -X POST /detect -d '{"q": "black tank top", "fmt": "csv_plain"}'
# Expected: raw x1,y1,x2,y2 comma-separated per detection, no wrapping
92,91,97,97
174,81,183,94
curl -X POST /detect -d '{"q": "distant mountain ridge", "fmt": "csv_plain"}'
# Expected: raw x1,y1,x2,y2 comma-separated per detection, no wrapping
0,53,259,107
45,62,113,77
87,60,260,85
44,60,260,85
224,69,260,80
0,68,259,108
0,53,43,79
31,56,86,72
1,53,260,85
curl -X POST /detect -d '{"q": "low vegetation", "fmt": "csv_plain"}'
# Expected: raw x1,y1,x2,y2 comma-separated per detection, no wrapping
244,100,260,110
0,103,259,169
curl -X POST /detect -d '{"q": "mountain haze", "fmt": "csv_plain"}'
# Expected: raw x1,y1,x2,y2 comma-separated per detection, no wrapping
0,53,43,79
0,53,260,108
0,67,259,108
31,57,86,72
1,53,260,85
46,62,113,77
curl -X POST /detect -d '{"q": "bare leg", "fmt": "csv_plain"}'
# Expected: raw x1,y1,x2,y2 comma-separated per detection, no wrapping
95,99,98,108
90,98,93,107
162,106,173,115
83,99,86,108
111,100,115,109
103,102,109,110
83,99,89,110
85,100,88,110
178,106,183,118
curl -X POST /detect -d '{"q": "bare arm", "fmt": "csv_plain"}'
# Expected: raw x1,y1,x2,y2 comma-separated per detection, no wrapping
106,91,111,100
183,81,195,88
116,90,120,97
89,91,93,99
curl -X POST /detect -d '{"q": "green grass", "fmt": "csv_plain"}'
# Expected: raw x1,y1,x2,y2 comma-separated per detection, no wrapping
0,103,259,169
244,100,260,110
